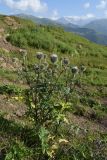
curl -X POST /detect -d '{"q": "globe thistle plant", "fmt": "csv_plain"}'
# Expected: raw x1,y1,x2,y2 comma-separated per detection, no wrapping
22,50,88,159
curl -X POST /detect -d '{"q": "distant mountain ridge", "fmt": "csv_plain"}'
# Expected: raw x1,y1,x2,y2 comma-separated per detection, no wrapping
84,19,107,35
56,16,95,26
16,14,79,28
15,14,107,45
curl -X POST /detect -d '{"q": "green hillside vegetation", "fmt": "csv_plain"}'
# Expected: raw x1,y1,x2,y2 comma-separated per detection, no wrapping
0,16,107,160
6,18,107,86
16,14,107,45
64,26,107,45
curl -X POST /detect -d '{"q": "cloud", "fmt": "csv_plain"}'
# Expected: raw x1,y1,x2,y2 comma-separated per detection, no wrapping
83,2,90,9
104,10,107,16
2,0,47,13
51,10,59,20
65,13,95,22
96,0,107,9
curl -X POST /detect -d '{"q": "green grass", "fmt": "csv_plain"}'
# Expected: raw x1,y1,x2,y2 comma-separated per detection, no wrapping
0,68,18,82
0,48,22,60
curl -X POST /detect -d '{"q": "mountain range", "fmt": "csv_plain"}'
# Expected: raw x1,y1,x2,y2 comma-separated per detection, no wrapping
84,19,107,35
15,14,107,45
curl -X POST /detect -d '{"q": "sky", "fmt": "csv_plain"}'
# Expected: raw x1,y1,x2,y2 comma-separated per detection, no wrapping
0,0,107,21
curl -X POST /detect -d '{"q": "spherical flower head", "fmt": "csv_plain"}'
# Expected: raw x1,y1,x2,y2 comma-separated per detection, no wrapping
71,66,79,74
50,54,58,63
62,58,69,65
34,64,40,72
36,52,44,60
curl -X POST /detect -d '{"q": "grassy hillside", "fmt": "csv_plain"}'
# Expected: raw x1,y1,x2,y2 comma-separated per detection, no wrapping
0,15,107,160
6,17,107,86
15,14,107,45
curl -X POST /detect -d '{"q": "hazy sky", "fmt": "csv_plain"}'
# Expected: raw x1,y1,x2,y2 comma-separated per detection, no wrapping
0,0,107,20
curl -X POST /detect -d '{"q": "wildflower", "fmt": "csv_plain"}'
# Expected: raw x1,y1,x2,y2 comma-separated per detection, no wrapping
71,66,79,74
50,54,58,63
34,63,47,72
36,52,44,60
34,64,40,72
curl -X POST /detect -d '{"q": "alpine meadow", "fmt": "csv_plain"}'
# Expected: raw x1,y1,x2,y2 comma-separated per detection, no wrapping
0,1,107,159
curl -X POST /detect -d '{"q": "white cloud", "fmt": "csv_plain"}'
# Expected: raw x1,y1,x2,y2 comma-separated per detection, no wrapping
96,0,107,9
104,10,107,16
3,0,47,13
51,10,59,20
65,13,95,22
83,2,90,9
